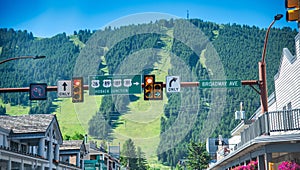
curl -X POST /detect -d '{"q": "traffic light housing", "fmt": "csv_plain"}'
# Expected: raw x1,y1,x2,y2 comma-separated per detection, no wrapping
286,0,300,21
72,77,84,103
144,75,155,100
153,82,163,100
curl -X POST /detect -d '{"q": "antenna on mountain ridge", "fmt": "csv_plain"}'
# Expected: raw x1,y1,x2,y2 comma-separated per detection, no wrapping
187,10,189,19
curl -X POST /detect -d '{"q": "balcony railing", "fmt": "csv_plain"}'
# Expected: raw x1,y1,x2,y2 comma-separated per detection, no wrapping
240,109,300,146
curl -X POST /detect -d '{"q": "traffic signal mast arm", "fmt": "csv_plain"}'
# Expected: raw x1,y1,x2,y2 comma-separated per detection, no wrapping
0,81,256,93
0,85,89,93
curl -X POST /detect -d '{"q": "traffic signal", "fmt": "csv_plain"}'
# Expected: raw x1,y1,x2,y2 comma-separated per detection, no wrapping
72,77,84,103
286,0,300,21
144,75,155,100
153,82,163,100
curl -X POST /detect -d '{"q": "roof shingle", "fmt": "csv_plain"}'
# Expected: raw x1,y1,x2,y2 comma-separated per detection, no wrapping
0,114,54,133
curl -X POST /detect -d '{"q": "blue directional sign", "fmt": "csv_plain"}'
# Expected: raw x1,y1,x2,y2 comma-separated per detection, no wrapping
88,75,142,95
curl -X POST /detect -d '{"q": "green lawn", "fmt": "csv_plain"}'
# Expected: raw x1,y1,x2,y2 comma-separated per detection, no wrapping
53,92,102,137
69,35,85,49
0,98,30,115
2,103,30,116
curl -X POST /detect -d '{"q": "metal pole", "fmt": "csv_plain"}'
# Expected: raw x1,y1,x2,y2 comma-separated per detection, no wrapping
259,61,268,113
259,19,276,114
259,14,283,114
0,55,45,65
0,81,262,93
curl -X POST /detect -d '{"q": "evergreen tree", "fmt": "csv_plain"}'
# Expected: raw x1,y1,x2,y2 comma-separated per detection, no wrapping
88,111,112,140
121,138,137,169
187,141,210,170
0,105,6,115
136,146,148,170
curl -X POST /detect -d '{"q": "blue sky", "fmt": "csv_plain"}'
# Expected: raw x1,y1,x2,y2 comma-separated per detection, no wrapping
0,0,297,37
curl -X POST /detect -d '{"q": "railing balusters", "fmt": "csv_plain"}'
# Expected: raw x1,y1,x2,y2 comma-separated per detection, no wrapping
237,109,300,148
296,110,300,129
278,111,282,131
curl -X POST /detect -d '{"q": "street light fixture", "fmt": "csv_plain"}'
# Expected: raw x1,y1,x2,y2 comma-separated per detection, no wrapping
0,55,46,65
259,14,283,114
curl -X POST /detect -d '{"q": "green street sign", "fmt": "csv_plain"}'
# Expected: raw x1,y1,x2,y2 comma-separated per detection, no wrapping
89,75,142,95
200,80,241,88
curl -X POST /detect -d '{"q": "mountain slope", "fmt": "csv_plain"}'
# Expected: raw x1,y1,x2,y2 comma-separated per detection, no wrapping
0,20,297,168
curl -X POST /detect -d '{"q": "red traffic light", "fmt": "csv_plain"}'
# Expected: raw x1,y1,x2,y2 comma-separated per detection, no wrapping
144,75,155,100
72,77,84,103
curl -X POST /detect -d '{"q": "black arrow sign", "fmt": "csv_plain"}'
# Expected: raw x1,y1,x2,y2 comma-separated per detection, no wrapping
62,82,67,91
169,77,177,87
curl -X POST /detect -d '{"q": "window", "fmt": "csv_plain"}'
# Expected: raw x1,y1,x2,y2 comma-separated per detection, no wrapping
21,144,27,153
10,141,19,151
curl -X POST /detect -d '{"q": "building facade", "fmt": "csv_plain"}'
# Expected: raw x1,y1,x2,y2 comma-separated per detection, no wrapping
208,33,300,170
83,141,121,170
0,113,122,170
0,114,81,170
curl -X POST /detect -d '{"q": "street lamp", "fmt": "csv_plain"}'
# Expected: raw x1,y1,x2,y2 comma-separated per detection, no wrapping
0,55,46,65
259,14,283,114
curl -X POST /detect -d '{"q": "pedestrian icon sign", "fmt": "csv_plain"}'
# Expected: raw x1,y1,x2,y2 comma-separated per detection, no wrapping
166,76,181,93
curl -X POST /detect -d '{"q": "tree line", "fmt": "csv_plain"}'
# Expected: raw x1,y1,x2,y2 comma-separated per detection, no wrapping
0,18,297,168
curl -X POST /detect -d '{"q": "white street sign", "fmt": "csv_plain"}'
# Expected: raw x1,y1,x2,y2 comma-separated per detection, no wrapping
166,76,180,93
57,80,72,98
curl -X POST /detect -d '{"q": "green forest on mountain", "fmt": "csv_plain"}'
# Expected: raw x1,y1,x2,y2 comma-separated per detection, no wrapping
0,19,297,167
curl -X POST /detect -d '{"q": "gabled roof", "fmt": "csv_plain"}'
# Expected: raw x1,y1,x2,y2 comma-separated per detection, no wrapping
60,140,84,150
60,140,87,156
0,125,11,134
0,114,55,134
274,48,297,81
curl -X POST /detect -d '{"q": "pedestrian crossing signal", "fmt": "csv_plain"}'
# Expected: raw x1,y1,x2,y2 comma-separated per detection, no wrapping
72,77,83,103
153,82,163,100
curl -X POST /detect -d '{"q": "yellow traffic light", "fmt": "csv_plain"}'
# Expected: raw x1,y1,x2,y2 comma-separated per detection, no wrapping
285,0,300,21
287,9,300,21
144,75,155,100
153,82,163,100
72,77,84,103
